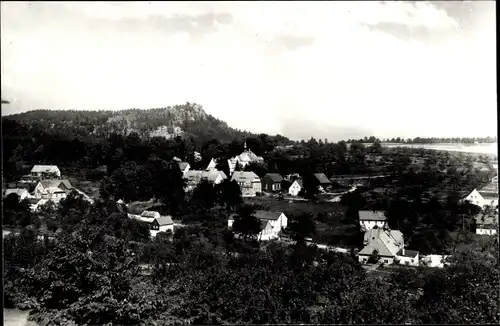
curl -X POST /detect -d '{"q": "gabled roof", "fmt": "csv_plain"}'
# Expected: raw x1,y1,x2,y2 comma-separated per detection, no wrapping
38,179,73,190
359,210,387,221
231,171,260,182
141,210,161,219
184,170,228,183
313,173,331,184
264,173,283,183
30,165,59,173
254,210,283,221
178,162,190,171
156,215,174,226
359,228,403,257
291,179,303,188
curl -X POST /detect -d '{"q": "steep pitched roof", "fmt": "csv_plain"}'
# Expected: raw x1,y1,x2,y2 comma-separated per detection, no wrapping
359,228,403,257
313,173,331,184
141,210,161,219
292,179,303,188
264,173,283,183
39,179,73,190
254,210,283,221
178,162,190,170
31,165,59,173
231,171,260,182
156,215,174,226
359,210,387,221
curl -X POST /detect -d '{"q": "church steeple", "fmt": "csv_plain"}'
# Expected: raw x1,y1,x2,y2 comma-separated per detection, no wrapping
244,138,247,151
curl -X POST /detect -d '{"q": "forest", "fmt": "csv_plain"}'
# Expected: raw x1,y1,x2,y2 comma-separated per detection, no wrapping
4,189,499,325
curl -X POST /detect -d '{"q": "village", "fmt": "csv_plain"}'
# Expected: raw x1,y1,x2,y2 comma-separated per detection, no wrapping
4,140,498,272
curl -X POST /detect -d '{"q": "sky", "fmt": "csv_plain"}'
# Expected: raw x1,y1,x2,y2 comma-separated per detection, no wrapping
1,1,497,141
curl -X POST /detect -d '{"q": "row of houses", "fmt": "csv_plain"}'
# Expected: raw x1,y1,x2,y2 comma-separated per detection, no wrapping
3,165,92,211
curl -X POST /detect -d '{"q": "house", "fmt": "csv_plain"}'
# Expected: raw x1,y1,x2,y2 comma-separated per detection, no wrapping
475,211,498,235
313,173,331,191
4,188,29,201
395,249,420,266
262,173,283,192
288,179,303,196
228,141,264,174
183,170,228,191
359,210,388,231
206,158,218,171
33,179,74,202
254,210,288,231
227,210,287,241
460,189,484,207
358,227,405,265
231,171,262,197
30,165,61,178
131,211,174,238
461,187,498,208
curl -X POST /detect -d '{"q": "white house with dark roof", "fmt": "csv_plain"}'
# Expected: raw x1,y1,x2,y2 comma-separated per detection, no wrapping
227,210,288,240
4,188,29,201
132,211,174,238
30,165,61,178
288,179,303,196
461,186,498,209
358,210,388,231
231,171,262,197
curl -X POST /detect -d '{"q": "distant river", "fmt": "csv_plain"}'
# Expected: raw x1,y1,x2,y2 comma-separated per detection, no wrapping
380,143,498,156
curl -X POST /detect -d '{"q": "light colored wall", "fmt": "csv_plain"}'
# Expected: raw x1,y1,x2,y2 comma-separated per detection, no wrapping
477,228,498,235
360,220,386,231
289,182,301,196
396,254,419,266
151,224,174,238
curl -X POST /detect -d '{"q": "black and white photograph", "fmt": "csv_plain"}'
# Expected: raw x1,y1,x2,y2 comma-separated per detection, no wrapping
2,1,498,325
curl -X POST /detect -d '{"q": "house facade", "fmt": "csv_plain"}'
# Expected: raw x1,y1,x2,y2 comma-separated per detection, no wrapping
34,180,74,202
227,210,287,241
132,211,174,238
30,165,61,178
359,210,388,231
231,171,262,197
288,179,303,196
262,173,283,192
206,158,217,170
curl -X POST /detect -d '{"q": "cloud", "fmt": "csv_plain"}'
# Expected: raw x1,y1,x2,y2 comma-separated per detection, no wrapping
1,1,496,140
